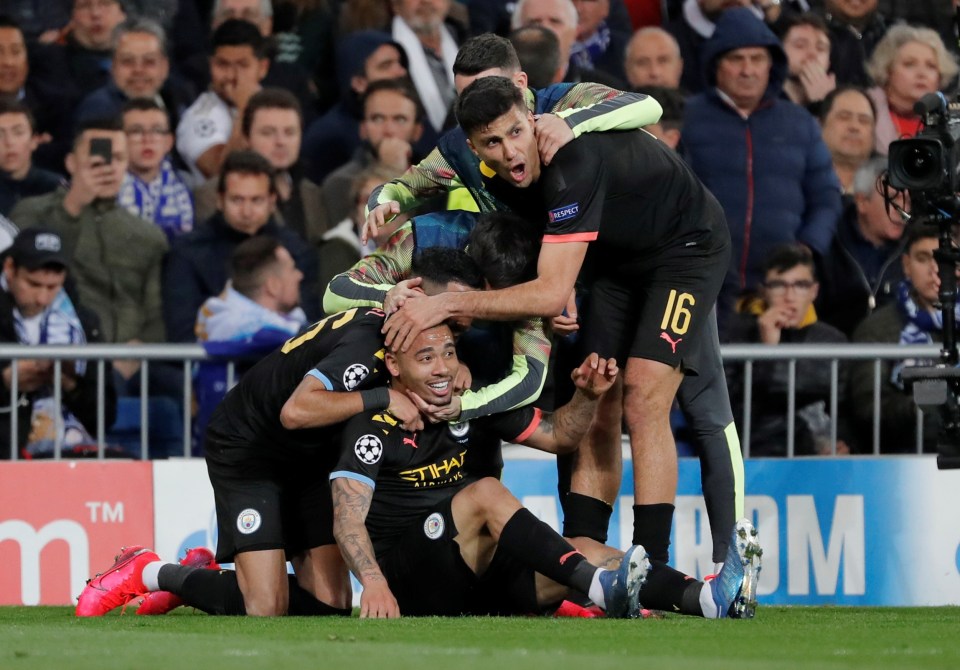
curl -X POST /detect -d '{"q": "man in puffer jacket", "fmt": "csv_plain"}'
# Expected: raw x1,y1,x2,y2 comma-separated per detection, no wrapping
683,7,842,335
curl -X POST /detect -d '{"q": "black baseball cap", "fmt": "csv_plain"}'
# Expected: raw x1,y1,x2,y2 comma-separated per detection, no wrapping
8,229,69,271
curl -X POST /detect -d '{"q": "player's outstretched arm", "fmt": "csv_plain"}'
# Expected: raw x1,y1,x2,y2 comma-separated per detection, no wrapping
330,477,400,618
519,353,618,454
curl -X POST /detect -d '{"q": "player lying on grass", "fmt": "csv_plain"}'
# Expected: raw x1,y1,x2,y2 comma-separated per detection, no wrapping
75,249,485,617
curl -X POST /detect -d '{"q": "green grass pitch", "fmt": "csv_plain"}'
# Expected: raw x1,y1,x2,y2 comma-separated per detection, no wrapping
1,606,958,670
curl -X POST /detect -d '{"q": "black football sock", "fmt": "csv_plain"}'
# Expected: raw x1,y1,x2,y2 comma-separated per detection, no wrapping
632,503,675,564
158,565,247,615
499,508,596,594
286,576,351,616
561,492,613,543
637,562,705,616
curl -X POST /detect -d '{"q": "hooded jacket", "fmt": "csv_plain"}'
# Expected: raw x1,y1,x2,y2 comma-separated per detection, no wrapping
301,31,432,184
683,8,842,309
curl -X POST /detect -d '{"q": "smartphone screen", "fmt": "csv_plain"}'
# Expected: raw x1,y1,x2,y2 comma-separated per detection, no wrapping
89,137,113,165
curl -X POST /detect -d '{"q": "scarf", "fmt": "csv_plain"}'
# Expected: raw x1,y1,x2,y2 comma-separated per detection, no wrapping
118,159,195,242
570,22,611,72
2,275,92,453
891,280,954,388
391,15,458,132
196,284,307,349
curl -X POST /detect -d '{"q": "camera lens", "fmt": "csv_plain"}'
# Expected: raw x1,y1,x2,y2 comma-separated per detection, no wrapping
902,146,939,181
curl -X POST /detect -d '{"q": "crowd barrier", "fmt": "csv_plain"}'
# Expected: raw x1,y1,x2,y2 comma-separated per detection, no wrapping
2,456,958,607
0,342,946,459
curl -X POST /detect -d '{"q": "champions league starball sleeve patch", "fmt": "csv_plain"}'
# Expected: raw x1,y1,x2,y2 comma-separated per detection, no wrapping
354,434,384,464
342,363,370,390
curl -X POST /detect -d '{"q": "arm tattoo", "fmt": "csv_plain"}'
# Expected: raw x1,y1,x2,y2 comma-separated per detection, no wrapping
331,478,387,585
540,392,597,449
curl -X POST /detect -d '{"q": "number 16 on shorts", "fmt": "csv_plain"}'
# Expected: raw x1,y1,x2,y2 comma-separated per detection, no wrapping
660,289,695,336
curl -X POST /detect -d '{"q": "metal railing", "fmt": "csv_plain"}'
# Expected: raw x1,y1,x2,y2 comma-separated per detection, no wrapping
0,343,237,460
722,343,943,457
0,342,945,460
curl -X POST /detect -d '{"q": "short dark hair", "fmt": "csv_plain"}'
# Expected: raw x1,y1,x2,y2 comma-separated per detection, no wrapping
819,85,877,124
411,247,484,290
121,97,167,117
241,87,302,137
72,116,124,151
0,15,23,33
636,86,685,131
509,25,559,90
230,236,282,298
456,76,526,136
0,97,35,132
217,149,277,195
453,33,521,77
466,212,539,289
904,223,940,254
762,242,816,279
776,11,829,41
361,78,425,124
211,18,265,56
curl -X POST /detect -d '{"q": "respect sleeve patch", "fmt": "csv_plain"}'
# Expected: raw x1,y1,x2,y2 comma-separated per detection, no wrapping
548,203,580,223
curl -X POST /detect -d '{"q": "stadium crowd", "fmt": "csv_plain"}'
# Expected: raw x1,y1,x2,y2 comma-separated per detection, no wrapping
1,0,957,464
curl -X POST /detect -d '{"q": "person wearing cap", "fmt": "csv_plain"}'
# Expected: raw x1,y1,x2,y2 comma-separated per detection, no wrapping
682,7,842,334
0,228,116,458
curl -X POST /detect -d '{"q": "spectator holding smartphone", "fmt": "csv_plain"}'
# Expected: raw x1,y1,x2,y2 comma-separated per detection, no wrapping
8,117,168,350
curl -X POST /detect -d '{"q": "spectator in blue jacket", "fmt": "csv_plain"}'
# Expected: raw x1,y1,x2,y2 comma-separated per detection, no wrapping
683,7,842,332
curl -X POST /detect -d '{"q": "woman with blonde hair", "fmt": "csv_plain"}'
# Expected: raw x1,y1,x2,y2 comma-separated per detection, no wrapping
866,23,959,154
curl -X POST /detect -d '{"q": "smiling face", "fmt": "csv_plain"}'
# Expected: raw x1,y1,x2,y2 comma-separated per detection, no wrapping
386,324,459,405
0,26,28,95
465,104,541,188
112,31,169,99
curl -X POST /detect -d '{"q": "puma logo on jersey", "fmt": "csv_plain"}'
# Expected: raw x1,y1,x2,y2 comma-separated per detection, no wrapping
403,436,418,449
660,331,682,354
